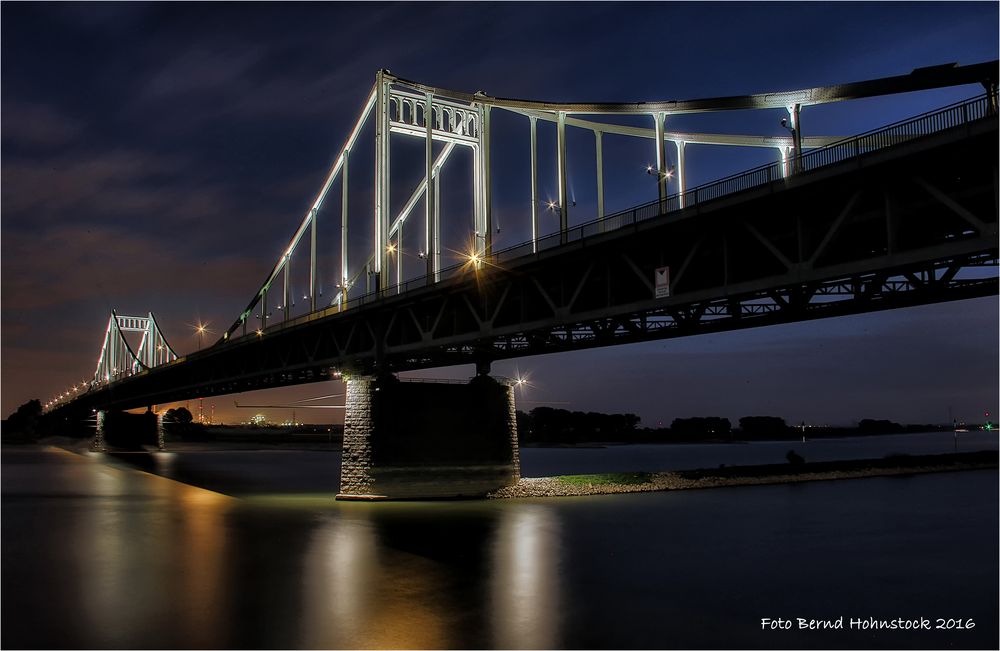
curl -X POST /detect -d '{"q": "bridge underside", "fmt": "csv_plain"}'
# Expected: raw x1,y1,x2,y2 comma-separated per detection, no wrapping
63,120,997,413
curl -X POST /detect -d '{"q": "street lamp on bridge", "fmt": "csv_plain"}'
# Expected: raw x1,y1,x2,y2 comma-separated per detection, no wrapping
646,163,674,179
544,199,575,213
194,323,210,351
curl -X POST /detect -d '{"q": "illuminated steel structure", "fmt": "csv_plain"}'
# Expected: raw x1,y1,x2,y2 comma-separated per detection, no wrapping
43,62,998,414
224,61,998,346
46,312,178,420
91,311,178,386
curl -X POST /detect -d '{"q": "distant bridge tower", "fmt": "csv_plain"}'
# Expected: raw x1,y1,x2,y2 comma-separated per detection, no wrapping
92,311,178,387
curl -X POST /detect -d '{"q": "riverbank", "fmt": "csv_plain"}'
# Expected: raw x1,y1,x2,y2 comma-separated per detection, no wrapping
489,450,997,498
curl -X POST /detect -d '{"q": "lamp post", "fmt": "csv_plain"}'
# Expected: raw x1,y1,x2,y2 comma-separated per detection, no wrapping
780,106,802,173
646,165,675,211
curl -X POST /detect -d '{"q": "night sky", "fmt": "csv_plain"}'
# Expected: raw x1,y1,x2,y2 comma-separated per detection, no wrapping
2,2,997,427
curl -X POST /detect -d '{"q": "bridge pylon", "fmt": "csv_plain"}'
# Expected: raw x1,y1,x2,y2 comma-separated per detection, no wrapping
92,311,178,388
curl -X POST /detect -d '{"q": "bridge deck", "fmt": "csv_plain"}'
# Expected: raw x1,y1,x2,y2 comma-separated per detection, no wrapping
52,96,998,413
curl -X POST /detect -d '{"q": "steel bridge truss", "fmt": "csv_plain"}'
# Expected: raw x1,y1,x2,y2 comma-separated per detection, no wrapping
79,107,995,412
92,311,178,387
221,61,997,347
245,116,997,377
45,63,999,413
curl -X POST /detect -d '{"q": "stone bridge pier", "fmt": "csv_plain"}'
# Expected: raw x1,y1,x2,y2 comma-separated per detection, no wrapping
338,374,520,500
93,408,164,451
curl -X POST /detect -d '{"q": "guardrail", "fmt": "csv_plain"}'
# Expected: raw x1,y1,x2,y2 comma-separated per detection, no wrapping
242,92,995,340
396,375,515,386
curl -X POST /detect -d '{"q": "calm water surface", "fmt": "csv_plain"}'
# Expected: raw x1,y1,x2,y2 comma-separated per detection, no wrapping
523,430,999,476
2,434,997,649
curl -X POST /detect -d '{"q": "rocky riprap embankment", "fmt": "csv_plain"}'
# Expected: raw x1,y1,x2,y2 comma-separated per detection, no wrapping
488,451,997,499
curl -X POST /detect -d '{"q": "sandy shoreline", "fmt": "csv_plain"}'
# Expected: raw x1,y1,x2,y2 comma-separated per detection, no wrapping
489,451,997,499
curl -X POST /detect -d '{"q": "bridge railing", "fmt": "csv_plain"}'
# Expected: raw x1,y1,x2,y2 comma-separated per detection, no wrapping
243,93,994,338
799,93,994,172
488,94,993,269
517,93,992,260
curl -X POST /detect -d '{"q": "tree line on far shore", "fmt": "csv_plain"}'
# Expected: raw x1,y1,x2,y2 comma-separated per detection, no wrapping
515,408,952,445
0,399,956,445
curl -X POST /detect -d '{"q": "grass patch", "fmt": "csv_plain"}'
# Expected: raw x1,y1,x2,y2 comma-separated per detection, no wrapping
557,472,652,486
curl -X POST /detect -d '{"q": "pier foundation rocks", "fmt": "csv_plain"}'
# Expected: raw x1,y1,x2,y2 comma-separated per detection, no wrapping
337,374,521,500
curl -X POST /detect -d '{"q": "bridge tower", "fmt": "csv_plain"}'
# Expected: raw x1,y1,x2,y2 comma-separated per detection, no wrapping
88,311,178,450
92,310,178,387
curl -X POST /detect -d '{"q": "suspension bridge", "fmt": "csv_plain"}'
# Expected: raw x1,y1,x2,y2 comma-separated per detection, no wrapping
41,61,998,498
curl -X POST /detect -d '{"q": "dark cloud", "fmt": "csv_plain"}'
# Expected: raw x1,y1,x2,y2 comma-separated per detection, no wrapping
2,100,84,149
2,224,259,310
3,149,188,222
134,45,363,126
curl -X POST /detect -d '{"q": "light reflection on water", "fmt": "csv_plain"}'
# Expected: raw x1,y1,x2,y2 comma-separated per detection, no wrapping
297,502,562,649
490,505,560,649
2,445,997,649
301,513,378,648
173,486,230,648
90,460,233,648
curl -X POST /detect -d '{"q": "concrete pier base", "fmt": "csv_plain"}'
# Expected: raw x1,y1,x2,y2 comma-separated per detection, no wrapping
92,409,159,450
156,412,166,450
337,374,520,500
92,410,106,451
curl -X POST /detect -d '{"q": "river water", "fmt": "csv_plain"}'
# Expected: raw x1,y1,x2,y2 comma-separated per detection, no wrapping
2,432,997,649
